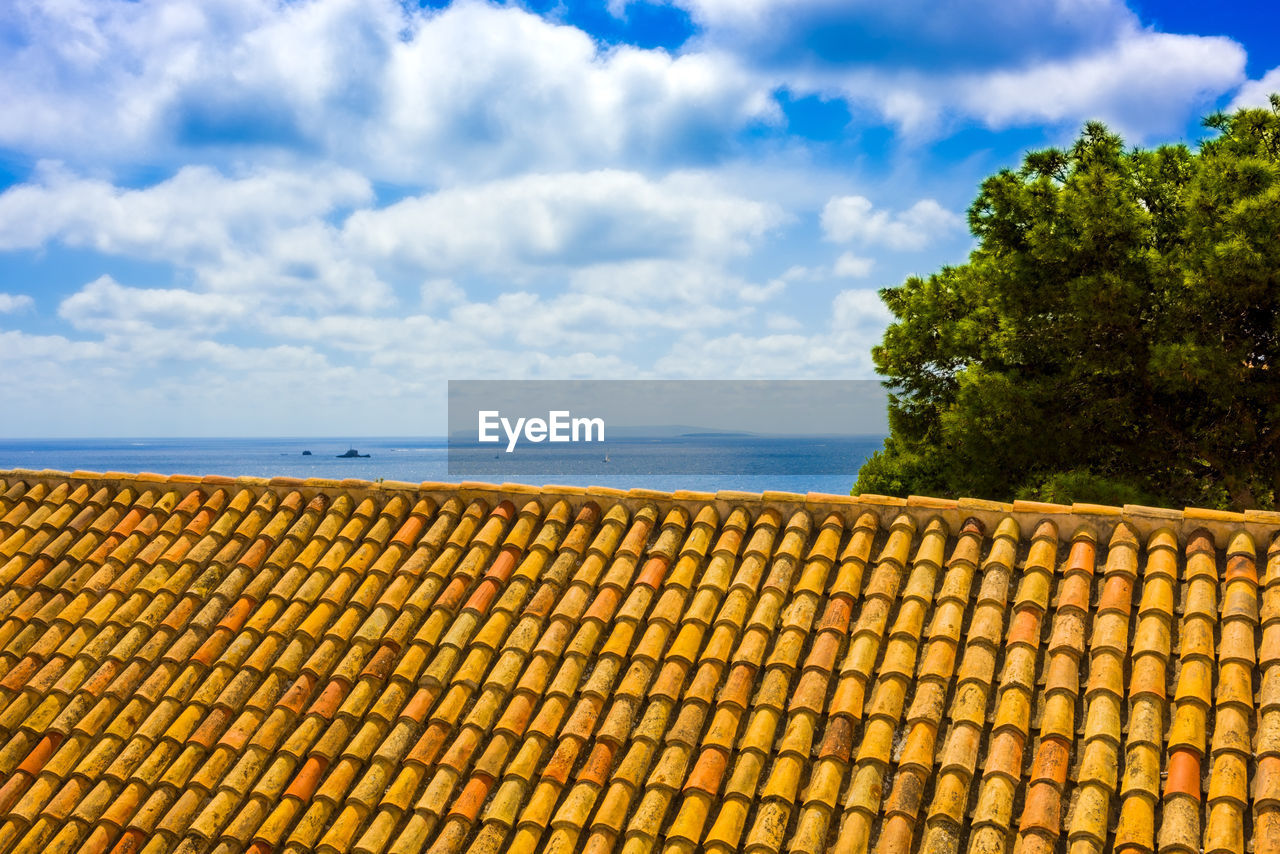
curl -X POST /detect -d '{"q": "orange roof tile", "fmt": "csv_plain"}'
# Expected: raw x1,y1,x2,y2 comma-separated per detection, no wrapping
3,469,1280,853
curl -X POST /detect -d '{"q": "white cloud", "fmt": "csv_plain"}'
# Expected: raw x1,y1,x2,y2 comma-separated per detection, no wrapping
737,264,813,302
655,286,891,378
58,275,249,335
0,0,1245,182
822,195,962,250
739,278,787,303
0,329,108,364
0,0,777,181
569,259,774,310
0,163,388,311
454,286,750,346
669,0,1131,60
825,31,1244,139
666,0,1244,138
833,252,874,278
765,313,802,331
344,170,780,273
7,0,1245,439
831,286,894,330
0,294,34,313
0,164,781,303
373,3,778,180
420,279,466,307
0,153,798,434
253,296,661,377
0,162,371,255
955,31,1246,137
0,325,402,435
1231,67,1280,110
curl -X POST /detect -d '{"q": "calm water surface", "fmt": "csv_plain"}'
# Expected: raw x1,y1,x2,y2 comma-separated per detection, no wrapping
0,437,883,495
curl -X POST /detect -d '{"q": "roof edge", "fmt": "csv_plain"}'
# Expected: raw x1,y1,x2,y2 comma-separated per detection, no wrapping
0,468,1271,547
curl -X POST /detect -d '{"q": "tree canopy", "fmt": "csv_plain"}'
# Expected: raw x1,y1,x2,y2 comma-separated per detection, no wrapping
855,96,1280,511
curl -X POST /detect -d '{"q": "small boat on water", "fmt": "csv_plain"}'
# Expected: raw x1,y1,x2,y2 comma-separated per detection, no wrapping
337,447,370,458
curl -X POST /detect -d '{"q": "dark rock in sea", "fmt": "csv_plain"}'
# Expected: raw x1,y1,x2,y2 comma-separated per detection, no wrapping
302,450,312,455
337,448,370,458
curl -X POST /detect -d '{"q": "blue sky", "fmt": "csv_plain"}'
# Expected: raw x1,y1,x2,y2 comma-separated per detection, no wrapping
0,0,1276,436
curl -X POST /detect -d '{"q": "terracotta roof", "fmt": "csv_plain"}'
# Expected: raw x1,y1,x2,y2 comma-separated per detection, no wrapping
0,468,1275,854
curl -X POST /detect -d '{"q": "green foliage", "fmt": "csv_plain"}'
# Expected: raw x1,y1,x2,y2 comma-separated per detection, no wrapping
855,99,1280,510
1016,471,1152,508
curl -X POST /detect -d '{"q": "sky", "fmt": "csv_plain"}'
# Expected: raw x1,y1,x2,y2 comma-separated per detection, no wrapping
0,0,1277,437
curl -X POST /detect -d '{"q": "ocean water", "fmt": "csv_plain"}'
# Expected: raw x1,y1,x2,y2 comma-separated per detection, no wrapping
0,436,883,495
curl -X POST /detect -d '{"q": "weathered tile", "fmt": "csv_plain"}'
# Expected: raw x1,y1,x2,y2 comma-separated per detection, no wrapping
0,470,1277,853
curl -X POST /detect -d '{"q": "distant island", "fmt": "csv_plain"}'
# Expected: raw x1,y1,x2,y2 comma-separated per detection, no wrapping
680,431,754,438
337,448,370,458
448,424,765,441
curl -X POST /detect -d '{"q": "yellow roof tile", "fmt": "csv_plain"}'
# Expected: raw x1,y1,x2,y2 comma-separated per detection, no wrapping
0,469,1278,852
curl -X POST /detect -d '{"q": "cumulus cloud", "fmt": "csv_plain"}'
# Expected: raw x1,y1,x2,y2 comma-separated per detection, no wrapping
0,163,785,314
832,252,874,278
0,150,802,433
655,287,891,378
0,0,1247,177
0,163,371,256
671,0,1132,71
822,195,962,250
0,330,108,369
1,274,661,434
799,31,1244,139
953,31,1246,136
344,170,781,273
0,163,386,309
1231,67,1280,110
567,259,786,309
664,0,1244,137
58,275,249,335
419,279,465,308
7,0,1246,436
765,314,803,331
0,0,777,180
0,293,34,313
0,325,402,436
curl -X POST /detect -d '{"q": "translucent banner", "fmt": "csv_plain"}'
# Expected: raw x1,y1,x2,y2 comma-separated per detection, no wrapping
447,380,888,477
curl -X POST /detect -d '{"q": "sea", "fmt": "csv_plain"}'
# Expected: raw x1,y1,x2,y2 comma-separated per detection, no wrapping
0,436,885,496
